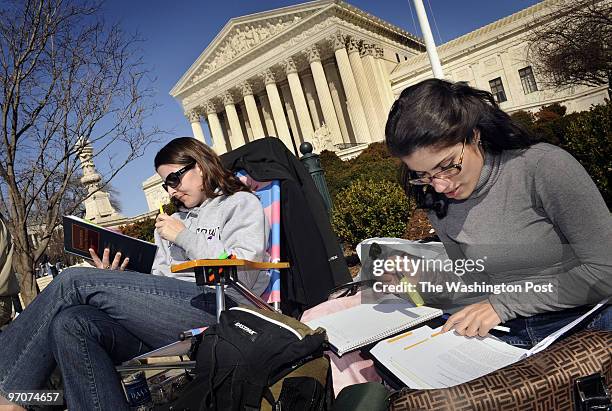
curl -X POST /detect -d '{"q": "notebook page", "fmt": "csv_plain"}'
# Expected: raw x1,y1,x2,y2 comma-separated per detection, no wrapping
305,303,442,355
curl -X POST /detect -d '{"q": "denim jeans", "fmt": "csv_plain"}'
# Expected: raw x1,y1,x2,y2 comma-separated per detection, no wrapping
0,267,222,410
495,304,612,348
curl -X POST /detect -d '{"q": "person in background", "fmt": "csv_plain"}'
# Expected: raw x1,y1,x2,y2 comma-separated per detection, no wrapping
0,214,18,329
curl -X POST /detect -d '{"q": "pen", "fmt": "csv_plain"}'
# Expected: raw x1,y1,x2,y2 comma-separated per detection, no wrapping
440,313,511,333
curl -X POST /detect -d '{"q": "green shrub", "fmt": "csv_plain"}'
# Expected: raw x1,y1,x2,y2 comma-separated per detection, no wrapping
331,179,413,248
120,217,156,243
561,100,611,208
510,110,535,129
119,203,176,243
536,103,567,120
320,142,401,200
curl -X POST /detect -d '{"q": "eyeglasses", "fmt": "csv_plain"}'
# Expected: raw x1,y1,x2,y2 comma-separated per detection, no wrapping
162,163,195,192
408,138,466,185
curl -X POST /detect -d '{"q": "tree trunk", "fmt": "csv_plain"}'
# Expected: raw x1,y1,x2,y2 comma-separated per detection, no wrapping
14,252,38,307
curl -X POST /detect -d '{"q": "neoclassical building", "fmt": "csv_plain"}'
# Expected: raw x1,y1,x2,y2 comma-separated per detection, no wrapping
141,0,607,212
169,0,424,158
390,0,609,113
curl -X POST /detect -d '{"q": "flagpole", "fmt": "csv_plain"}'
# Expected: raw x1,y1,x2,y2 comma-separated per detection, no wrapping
412,0,445,79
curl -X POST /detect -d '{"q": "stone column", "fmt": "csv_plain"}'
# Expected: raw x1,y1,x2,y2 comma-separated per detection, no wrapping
240,81,265,139
238,101,253,142
361,43,389,131
323,59,355,144
220,111,233,145
186,109,206,143
222,91,246,149
347,38,382,140
375,46,395,108
261,68,293,150
284,57,314,142
279,82,303,145
328,34,372,143
306,45,343,145
204,101,228,154
259,93,277,136
301,72,322,129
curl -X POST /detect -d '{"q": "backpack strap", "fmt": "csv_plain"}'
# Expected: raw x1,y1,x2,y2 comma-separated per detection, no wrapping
241,380,267,410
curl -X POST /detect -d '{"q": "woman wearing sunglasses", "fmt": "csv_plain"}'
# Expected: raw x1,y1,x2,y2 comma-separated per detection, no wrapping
384,79,611,346
0,137,268,411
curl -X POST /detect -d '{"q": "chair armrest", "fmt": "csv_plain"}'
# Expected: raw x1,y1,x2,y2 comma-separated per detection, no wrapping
171,259,289,273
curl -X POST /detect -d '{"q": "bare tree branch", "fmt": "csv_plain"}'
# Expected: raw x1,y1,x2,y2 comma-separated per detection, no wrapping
527,0,612,96
0,0,163,305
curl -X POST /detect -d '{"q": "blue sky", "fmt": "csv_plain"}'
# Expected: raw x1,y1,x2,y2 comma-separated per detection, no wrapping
101,0,540,217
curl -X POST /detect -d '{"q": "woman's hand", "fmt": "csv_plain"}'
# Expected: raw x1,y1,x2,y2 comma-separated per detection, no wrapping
155,213,186,243
441,300,501,337
89,247,130,270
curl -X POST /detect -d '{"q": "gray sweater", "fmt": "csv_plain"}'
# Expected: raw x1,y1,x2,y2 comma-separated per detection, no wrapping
427,143,612,322
152,191,270,304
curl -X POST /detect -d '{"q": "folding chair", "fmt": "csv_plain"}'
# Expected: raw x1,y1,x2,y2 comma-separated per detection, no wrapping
168,170,288,320
116,170,290,380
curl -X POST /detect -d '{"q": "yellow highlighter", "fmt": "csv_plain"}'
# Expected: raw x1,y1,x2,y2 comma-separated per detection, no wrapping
159,203,165,214
400,277,424,307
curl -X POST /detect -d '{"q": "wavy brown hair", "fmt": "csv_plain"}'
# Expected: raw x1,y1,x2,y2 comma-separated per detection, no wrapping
154,137,251,208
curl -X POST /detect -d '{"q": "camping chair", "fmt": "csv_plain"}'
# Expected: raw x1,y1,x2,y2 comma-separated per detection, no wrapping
116,137,352,405
169,170,288,320
115,170,290,384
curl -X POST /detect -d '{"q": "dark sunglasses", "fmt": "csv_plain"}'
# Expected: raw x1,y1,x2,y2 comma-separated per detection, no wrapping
162,163,195,192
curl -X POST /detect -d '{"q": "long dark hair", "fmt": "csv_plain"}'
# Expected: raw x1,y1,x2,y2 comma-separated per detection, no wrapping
385,79,538,217
154,137,250,208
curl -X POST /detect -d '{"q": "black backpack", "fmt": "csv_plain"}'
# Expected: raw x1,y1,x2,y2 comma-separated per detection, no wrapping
158,306,333,411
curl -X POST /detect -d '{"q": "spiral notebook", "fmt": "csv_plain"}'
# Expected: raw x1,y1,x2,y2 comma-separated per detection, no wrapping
304,302,443,356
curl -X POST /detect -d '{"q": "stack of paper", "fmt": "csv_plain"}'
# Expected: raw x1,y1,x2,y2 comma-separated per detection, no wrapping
371,299,609,389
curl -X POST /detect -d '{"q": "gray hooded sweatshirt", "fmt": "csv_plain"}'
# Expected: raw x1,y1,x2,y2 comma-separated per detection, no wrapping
152,191,270,305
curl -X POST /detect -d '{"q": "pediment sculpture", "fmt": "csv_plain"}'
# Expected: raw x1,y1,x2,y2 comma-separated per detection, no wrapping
193,15,304,82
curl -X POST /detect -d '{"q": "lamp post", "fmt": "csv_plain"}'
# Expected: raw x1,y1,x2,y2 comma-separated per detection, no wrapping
299,142,333,215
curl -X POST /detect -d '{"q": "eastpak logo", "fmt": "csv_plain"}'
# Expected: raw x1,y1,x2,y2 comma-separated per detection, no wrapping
233,321,259,341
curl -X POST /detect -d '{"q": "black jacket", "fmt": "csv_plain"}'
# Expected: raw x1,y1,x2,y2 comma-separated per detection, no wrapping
221,137,351,317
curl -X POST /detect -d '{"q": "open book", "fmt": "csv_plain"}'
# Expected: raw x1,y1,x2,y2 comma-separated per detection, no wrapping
371,299,609,389
63,215,158,274
304,301,443,356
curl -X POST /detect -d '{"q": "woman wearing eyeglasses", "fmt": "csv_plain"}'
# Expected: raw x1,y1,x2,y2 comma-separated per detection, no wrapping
0,137,268,411
385,79,611,346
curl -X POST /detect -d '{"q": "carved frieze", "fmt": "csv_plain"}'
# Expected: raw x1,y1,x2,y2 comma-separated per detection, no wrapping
192,15,304,82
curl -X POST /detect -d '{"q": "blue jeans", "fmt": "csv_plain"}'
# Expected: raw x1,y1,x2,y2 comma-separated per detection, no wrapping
0,267,223,410
496,304,612,348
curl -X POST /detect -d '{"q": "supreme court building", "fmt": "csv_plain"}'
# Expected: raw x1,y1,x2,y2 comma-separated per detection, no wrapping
169,0,424,158
141,0,607,212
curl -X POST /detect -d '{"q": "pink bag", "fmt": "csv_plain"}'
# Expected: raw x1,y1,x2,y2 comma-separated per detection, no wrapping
301,292,382,396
